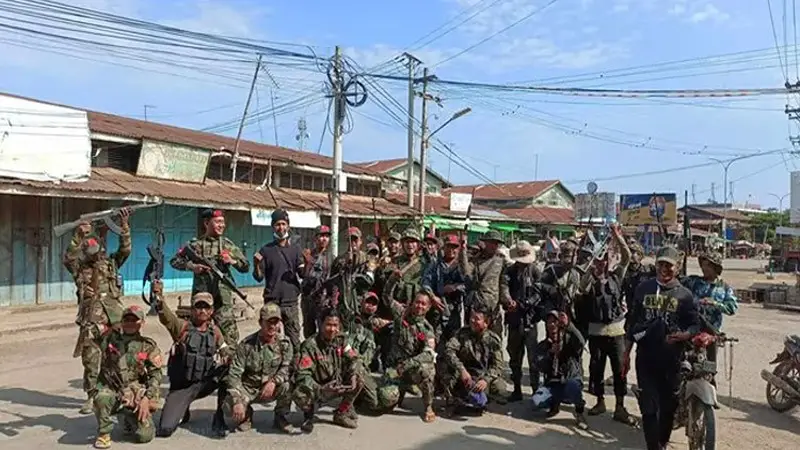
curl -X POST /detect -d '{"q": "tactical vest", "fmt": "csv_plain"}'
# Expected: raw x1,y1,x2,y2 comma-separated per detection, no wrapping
590,274,624,324
168,323,217,385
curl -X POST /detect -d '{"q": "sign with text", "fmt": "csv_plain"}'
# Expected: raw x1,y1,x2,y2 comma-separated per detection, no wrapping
136,139,210,183
619,193,677,225
574,192,616,223
250,208,321,228
449,192,473,213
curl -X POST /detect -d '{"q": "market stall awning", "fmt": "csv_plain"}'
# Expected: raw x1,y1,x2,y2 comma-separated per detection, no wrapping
424,215,490,233
489,222,519,232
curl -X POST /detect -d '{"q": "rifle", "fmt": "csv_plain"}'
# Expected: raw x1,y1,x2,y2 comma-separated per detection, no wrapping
180,244,254,309
73,264,100,358
462,187,477,244
141,229,165,306
53,198,163,238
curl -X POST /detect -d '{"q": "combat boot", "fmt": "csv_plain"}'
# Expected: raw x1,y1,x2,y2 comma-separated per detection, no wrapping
300,408,315,433
588,397,607,416
332,406,358,429
93,433,112,449
80,394,94,415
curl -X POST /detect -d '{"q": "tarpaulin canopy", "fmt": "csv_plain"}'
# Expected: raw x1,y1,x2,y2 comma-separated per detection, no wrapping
423,215,490,233
489,222,519,232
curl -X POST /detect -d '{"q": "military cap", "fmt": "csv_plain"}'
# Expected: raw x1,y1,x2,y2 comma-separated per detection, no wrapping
122,305,146,320
480,230,504,243
423,233,439,243
271,208,289,226
201,208,224,220
315,225,331,236
363,291,379,303
629,241,645,255
655,246,680,266
443,234,461,247
698,251,723,272
401,227,421,242
192,292,214,307
387,231,402,242
347,227,362,238
260,302,281,321
366,242,380,254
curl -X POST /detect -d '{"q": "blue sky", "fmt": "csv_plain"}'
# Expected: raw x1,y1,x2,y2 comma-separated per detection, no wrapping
1,0,797,208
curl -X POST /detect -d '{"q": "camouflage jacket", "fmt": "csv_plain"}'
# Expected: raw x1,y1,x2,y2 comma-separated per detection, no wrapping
225,331,293,395
63,227,131,324
382,292,436,368
346,315,378,366
382,254,423,307
98,330,163,401
329,250,378,324
459,250,512,312
169,235,249,302
295,333,360,386
443,327,505,380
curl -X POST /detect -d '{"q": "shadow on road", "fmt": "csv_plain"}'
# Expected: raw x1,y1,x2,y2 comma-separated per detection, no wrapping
0,386,83,410
720,396,800,435
0,407,94,445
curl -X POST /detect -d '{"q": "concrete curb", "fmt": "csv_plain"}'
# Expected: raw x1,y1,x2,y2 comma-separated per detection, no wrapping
0,321,75,338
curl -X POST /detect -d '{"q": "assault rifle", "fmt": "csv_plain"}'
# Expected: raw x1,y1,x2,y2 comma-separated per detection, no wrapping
53,198,163,237
141,229,165,306
180,245,254,309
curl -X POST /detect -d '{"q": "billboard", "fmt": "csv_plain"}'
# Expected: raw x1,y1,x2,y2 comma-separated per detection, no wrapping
619,193,677,225
574,192,616,223
791,172,800,224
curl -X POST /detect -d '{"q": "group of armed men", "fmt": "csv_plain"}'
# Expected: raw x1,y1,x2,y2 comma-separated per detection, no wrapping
64,205,738,450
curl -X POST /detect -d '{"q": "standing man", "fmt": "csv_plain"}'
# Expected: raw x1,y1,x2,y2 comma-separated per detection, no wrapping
459,230,516,336
623,242,656,331
92,305,163,449
625,246,700,450
221,303,294,434
170,209,250,347
539,240,583,325
422,234,468,345
152,281,231,437
386,231,402,260
381,228,424,308
301,225,331,339
252,208,306,350
505,240,543,402
580,224,636,425
63,208,131,415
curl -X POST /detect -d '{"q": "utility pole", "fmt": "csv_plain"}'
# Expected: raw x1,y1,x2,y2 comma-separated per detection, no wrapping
296,117,309,150
729,181,734,205
231,54,263,182
534,154,539,180
143,105,155,121
330,46,345,259
404,52,422,207
270,88,280,146
691,183,697,204
418,67,430,214
710,182,716,203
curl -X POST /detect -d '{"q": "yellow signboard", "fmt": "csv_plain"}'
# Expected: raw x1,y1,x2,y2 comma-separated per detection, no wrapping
619,193,677,225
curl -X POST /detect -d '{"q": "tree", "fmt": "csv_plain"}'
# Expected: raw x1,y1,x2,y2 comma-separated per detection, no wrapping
747,210,790,245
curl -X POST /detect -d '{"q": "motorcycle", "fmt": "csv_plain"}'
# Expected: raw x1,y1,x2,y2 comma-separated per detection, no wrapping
760,334,800,413
673,330,738,450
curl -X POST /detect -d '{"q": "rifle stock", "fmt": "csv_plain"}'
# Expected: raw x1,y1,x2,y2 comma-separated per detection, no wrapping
54,199,163,237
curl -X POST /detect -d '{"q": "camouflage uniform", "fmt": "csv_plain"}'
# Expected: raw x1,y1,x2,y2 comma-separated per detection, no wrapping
381,229,424,308
376,281,437,412
170,235,249,347
459,230,513,336
93,306,163,447
63,225,131,412
301,243,331,339
293,333,363,429
539,241,583,325
329,248,377,325
440,327,508,404
222,304,293,431
348,310,386,412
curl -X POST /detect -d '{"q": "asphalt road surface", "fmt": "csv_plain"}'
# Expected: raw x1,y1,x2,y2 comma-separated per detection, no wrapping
0,263,798,449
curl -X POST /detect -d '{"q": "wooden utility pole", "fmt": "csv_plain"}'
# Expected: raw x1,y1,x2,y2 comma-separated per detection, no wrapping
231,54,263,181
330,46,345,258
418,67,430,214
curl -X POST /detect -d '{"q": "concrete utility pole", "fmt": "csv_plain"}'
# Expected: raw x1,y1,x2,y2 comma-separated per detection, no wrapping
143,105,155,121
296,117,309,150
330,46,345,258
418,67,431,214
710,154,753,257
231,54,263,182
403,52,421,207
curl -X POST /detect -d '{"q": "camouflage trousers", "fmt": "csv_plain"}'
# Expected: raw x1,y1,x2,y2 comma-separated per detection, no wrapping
292,375,364,413
376,359,435,410
80,335,101,395
439,373,507,404
94,385,157,443
354,370,381,413
222,382,292,430
213,303,239,348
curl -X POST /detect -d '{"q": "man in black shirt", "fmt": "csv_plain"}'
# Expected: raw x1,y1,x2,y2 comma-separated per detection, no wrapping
253,208,306,349
300,225,331,339
624,246,700,450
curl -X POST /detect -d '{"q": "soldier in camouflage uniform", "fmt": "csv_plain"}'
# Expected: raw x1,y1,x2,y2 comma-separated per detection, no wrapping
221,303,293,434
170,209,250,347
63,208,132,415
440,305,508,416
92,305,163,449
300,225,332,339
422,234,468,345
376,288,438,423
381,228,424,308
459,230,516,337
349,291,392,412
539,240,583,325
328,227,378,325
293,308,363,432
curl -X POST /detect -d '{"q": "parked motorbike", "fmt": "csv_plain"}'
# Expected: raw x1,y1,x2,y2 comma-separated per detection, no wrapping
760,334,800,413
673,330,737,450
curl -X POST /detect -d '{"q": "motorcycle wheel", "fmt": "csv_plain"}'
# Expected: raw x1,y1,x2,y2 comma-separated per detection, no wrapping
687,396,716,450
766,361,799,413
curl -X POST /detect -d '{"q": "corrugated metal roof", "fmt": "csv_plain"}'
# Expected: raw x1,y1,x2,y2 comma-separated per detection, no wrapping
499,207,576,225
0,167,417,218
446,180,563,200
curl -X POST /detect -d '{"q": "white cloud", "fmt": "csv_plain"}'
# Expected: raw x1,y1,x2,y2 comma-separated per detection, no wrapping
666,1,730,24
343,44,449,71
689,4,729,23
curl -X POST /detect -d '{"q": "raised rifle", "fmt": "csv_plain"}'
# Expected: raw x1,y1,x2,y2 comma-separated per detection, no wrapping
53,198,163,237
180,244,254,309
141,229,165,306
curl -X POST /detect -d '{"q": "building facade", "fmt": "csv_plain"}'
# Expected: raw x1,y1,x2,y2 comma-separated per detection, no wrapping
355,158,452,195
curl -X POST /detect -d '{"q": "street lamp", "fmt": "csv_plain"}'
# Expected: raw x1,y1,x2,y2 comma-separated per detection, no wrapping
709,154,754,257
419,107,472,213
768,192,790,226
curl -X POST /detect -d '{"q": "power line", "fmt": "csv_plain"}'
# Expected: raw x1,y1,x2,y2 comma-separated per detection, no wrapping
768,0,790,82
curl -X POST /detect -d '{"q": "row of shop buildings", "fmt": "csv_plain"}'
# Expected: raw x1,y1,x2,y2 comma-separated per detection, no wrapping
0,92,578,307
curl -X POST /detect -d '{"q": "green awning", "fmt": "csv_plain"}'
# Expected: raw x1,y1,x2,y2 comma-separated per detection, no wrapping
469,224,490,233
490,222,519,232
424,215,490,233
551,225,575,233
